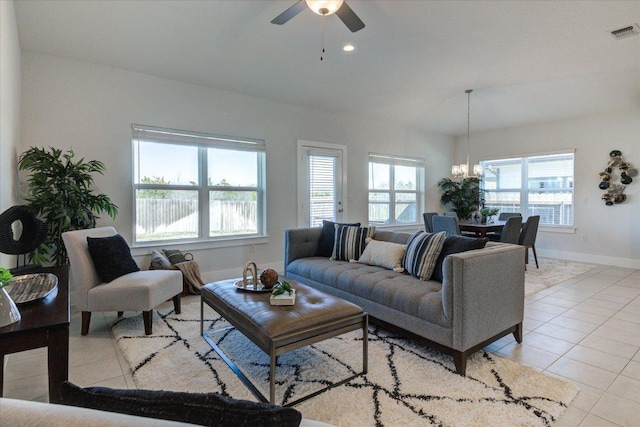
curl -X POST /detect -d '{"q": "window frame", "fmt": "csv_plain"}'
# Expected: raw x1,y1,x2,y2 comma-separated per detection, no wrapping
480,150,575,228
132,124,266,247
367,152,425,226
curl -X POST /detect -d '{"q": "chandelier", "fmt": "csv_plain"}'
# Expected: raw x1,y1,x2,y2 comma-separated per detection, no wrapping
452,89,482,179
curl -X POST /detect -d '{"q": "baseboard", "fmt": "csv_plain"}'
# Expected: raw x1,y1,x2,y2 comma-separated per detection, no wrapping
537,248,640,269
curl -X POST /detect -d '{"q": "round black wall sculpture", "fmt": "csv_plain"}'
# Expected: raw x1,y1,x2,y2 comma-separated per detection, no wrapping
0,205,48,255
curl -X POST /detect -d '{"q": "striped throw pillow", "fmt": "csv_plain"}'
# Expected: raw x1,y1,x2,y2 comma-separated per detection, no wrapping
402,231,447,280
331,225,376,262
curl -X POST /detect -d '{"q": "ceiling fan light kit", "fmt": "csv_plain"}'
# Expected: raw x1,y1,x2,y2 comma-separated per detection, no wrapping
272,0,365,33
306,0,344,16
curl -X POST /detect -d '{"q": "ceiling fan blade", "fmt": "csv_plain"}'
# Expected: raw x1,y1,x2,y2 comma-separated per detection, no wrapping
271,0,307,25
335,1,365,32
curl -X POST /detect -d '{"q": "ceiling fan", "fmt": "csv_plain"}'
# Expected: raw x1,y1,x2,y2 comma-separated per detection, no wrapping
271,0,365,33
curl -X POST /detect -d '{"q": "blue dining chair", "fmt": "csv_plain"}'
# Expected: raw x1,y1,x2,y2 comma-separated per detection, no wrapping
422,212,438,233
432,215,460,236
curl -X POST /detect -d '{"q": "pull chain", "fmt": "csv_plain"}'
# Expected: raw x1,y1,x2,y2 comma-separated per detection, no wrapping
320,14,325,61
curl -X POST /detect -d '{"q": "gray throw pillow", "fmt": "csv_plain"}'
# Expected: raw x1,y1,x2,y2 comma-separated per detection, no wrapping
59,381,302,427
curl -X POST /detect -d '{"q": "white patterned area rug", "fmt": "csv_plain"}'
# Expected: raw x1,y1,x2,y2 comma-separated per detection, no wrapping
113,298,578,427
526,258,599,296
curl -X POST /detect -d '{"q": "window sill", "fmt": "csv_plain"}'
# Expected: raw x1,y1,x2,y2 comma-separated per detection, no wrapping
131,235,269,256
539,226,575,234
370,223,421,233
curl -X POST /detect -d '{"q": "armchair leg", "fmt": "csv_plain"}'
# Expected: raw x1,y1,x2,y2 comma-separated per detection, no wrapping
173,294,182,314
143,310,153,335
117,311,124,317
532,245,539,268
81,312,91,335
513,322,523,343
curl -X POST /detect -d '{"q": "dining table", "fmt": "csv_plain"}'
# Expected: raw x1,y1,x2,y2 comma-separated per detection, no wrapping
458,219,506,237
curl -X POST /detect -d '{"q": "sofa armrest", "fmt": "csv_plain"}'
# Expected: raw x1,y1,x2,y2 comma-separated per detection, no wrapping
441,243,525,351
284,227,322,275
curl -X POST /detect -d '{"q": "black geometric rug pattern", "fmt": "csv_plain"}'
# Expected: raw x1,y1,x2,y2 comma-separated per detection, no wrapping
112,298,577,427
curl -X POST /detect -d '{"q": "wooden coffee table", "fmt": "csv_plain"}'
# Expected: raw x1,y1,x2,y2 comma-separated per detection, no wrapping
200,277,367,406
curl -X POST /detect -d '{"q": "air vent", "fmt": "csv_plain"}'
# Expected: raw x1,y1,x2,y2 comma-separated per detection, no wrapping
610,24,640,40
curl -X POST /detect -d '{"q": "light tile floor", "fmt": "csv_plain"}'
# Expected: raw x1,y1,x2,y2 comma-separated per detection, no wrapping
3,263,639,426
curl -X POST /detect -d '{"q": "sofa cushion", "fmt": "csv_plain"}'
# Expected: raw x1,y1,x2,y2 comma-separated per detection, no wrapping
286,258,449,327
331,225,375,262
86,234,140,283
358,238,406,272
316,220,360,257
402,231,446,281
59,381,302,427
431,235,489,282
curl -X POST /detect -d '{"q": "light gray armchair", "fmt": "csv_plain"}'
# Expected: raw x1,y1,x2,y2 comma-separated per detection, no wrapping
62,227,182,335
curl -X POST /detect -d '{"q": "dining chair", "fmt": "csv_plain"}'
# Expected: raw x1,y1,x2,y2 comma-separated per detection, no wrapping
432,215,460,236
498,212,522,220
518,215,540,269
444,211,459,220
422,212,438,233
63,226,183,335
489,216,522,244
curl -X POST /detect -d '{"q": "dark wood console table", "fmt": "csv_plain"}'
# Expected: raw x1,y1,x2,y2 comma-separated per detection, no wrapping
0,266,70,403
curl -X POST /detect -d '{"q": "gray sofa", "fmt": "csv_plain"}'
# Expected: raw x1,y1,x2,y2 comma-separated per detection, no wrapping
284,228,525,375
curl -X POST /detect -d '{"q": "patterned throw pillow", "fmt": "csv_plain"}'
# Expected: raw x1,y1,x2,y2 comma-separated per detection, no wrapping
331,225,376,262
358,238,407,272
316,220,361,257
402,231,447,281
163,249,192,265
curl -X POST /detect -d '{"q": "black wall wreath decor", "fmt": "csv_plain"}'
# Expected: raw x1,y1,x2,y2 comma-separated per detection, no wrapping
599,150,636,206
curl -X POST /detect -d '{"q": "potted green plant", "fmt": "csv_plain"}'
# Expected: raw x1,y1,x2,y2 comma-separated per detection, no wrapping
437,177,482,220
18,147,119,266
479,207,499,224
0,267,21,327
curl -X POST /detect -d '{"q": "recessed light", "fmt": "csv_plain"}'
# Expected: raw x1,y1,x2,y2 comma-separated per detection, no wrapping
343,44,355,52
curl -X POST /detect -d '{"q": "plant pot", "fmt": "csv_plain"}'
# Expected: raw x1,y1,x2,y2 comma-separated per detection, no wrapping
0,287,21,328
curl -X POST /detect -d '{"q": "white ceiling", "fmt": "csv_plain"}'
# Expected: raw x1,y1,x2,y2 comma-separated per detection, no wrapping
13,0,640,136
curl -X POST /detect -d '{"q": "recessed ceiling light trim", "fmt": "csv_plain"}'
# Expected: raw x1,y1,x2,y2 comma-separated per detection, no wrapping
610,23,640,40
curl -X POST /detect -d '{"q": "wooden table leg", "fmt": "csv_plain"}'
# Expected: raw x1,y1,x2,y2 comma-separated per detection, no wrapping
0,353,4,397
47,326,69,403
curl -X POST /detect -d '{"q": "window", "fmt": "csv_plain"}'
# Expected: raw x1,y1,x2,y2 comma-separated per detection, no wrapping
132,124,265,244
481,152,574,226
368,153,424,225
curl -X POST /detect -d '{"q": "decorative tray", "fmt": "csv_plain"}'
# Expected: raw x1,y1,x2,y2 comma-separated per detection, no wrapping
233,279,278,293
7,273,58,304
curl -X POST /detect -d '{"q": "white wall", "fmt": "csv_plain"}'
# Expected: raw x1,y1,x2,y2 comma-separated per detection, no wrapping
457,109,640,268
0,0,21,268
19,52,452,281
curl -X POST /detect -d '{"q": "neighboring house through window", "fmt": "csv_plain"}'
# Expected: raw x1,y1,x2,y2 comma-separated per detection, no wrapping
368,153,425,226
480,151,574,226
132,124,266,245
